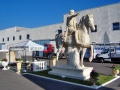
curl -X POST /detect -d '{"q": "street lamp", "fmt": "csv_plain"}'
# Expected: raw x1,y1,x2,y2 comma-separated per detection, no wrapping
8,47,12,69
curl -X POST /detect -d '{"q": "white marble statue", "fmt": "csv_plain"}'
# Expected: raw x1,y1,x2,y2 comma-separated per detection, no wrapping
55,10,95,68
63,9,80,43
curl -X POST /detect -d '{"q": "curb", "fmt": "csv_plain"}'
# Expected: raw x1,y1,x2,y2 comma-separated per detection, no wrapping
22,73,120,89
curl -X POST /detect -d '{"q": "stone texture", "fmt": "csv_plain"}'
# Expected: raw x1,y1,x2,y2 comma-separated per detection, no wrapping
49,65,93,80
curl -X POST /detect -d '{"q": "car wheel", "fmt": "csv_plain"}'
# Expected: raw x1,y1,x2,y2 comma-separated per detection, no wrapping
99,58,104,63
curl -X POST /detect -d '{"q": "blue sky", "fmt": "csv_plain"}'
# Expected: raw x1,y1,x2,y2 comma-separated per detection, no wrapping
0,0,120,30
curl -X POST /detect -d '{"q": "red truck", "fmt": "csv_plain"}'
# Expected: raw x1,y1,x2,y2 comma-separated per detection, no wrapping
33,43,64,60
43,44,55,59
43,43,64,59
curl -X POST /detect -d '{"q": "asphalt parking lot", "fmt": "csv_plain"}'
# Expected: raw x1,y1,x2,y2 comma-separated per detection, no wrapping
40,58,120,90
40,58,120,76
84,59,120,76
0,58,120,90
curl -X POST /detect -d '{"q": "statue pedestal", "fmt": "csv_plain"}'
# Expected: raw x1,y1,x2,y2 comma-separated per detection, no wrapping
48,65,93,80
67,46,80,67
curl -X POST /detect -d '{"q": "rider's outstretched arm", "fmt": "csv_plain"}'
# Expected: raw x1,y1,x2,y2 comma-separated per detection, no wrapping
69,13,80,19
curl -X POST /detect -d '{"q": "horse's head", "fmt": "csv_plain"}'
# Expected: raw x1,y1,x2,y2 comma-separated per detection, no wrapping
78,13,95,31
86,13,95,31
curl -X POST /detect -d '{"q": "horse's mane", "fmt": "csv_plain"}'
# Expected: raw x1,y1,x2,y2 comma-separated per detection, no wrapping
76,15,86,29
77,13,93,29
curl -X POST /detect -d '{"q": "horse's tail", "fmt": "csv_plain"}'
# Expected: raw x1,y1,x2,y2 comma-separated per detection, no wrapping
55,33,63,49
55,34,59,49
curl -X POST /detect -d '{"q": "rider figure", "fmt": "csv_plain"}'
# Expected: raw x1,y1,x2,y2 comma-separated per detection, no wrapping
63,10,80,43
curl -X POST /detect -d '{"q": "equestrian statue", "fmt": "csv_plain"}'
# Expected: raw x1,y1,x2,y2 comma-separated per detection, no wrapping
55,10,95,69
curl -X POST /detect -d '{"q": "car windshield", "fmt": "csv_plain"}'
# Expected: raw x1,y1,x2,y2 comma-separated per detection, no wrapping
102,49,109,54
110,48,115,53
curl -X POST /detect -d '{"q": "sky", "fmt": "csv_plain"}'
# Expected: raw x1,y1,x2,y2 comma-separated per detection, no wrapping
0,0,120,30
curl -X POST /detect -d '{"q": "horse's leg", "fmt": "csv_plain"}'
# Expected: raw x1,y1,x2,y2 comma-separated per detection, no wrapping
56,47,62,63
64,47,68,64
80,48,87,67
89,45,93,62
80,44,93,62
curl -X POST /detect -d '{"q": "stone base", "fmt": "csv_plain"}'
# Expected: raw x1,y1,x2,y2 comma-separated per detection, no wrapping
2,67,8,70
16,72,21,74
48,65,93,80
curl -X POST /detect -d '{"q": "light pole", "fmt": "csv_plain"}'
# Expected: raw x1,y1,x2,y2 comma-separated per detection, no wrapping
48,53,51,69
22,47,27,72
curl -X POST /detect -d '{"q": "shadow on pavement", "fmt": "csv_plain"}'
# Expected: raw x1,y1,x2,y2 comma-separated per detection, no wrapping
22,74,119,90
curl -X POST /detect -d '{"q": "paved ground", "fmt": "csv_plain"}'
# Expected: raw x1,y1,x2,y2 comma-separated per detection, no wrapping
41,58,120,76
0,58,120,90
23,74,120,90
0,70,119,90
0,70,43,90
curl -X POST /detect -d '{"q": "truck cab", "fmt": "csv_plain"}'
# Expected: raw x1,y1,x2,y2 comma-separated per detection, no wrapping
96,46,120,63
43,44,55,59
96,48,111,62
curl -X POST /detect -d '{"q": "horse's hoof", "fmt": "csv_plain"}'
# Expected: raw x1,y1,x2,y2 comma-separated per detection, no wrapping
81,65,84,68
89,56,93,62
79,65,84,68
76,65,81,69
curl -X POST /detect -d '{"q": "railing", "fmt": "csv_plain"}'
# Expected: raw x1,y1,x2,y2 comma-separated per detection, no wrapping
32,61,47,71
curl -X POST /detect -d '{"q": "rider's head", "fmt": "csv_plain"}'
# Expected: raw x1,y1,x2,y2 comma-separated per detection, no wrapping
69,10,74,15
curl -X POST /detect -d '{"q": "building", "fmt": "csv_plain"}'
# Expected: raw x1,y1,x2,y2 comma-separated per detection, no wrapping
0,24,62,49
0,2,120,56
62,2,120,44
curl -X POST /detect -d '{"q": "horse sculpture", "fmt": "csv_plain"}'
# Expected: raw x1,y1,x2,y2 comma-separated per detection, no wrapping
55,13,95,68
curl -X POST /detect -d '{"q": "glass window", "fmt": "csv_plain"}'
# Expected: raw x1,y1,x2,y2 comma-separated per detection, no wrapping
102,49,109,54
2,38,4,42
91,25,97,32
13,36,15,40
19,35,22,40
113,22,120,30
27,34,30,39
7,37,9,41
111,48,115,53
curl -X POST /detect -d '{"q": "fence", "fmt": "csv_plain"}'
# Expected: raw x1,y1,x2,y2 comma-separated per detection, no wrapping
32,61,47,71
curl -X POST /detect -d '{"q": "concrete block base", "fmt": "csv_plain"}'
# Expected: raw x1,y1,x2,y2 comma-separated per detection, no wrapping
48,65,93,80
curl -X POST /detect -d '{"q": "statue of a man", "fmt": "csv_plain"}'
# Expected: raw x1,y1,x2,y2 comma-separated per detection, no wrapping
63,10,80,43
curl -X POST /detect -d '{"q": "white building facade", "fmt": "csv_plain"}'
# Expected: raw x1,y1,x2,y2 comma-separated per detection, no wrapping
0,3,120,55
63,3,120,43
